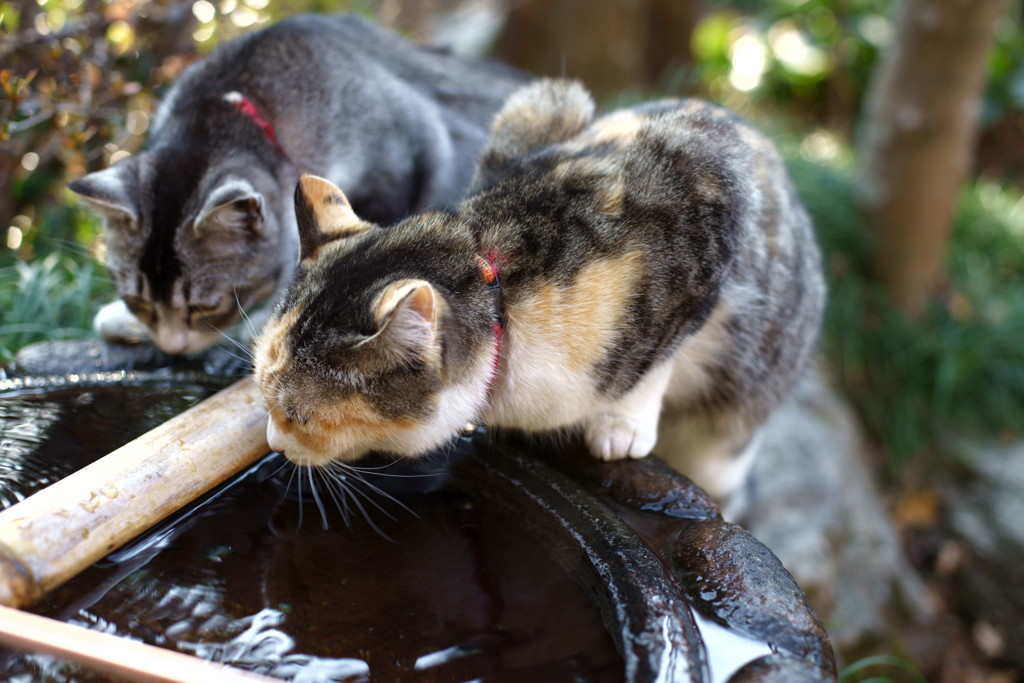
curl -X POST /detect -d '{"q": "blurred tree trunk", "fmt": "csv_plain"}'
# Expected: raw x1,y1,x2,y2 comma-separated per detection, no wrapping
644,0,699,86
495,0,701,99
856,0,1006,317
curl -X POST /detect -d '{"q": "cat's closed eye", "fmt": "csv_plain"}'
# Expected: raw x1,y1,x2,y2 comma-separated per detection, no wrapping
269,402,311,426
187,300,224,318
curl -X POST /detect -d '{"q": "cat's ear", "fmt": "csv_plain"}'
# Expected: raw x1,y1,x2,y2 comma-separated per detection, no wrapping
359,280,439,366
294,174,373,261
194,178,264,236
68,164,139,226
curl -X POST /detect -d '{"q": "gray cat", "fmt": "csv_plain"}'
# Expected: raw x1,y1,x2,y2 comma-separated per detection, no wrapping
69,14,527,355
253,79,826,501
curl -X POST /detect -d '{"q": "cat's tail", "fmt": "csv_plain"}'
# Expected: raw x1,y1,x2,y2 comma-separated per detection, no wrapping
470,78,595,192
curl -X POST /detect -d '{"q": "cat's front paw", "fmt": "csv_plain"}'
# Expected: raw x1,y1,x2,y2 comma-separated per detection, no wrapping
93,300,150,345
584,415,657,461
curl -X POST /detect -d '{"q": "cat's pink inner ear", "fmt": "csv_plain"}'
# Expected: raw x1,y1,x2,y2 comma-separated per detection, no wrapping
402,283,436,323
199,196,264,235
377,281,436,326
371,281,439,361
68,167,139,226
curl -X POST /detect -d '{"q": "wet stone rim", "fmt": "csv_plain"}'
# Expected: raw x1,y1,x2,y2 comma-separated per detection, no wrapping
3,339,837,682
455,438,837,683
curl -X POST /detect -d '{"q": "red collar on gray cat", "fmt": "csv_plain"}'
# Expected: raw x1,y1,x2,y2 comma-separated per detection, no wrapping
223,91,286,159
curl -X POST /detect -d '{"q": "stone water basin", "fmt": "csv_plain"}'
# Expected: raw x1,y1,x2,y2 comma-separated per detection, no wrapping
0,342,836,682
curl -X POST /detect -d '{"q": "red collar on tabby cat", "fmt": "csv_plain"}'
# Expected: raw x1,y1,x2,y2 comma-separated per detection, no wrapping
254,79,825,501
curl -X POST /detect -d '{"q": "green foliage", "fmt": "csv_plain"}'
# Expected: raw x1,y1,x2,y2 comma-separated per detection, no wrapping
786,141,1024,467
189,0,372,50
838,653,926,683
692,0,1024,466
0,250,112,361
695,0,889,122
984,0,1024,126
1,0,187,266
696,0,1024,136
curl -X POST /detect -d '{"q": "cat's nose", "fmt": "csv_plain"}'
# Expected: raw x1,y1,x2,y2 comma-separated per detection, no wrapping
267,421,320,466
267,418,286,453
153,326,219,355
154,328,190,355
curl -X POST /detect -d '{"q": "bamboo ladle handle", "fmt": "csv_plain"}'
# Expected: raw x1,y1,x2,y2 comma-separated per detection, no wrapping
0,376,269,608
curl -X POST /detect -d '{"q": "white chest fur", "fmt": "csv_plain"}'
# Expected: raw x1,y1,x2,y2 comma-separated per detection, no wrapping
482,321,603,431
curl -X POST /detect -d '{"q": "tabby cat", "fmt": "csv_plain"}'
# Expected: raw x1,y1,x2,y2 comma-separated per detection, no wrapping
70,14,526,355
254,79,826,499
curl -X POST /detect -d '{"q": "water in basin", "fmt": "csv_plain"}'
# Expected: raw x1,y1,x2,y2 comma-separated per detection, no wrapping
0,380,623,682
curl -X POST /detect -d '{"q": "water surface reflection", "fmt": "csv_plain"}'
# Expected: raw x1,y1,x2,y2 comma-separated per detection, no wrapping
0,382,623,682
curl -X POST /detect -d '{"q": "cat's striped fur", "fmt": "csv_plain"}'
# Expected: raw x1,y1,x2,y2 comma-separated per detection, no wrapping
254,80,826,498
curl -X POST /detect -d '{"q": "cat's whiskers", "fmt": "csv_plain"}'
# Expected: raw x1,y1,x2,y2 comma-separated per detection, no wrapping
327,462,418,518
217,332,255,360
307,465,330,530
268,461,300,537
233,288,259,341
294,463,305,531
338,462,438,478
256,385,284,420
206,316,256,361
270,457,418,540
212,344,256,369
316,465,354,529
248,376,283,420
345,486,392,540
319,466,393,540
264,456,292,481
260,401,280,421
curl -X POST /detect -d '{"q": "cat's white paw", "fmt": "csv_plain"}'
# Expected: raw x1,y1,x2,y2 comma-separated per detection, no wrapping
93,300,150,345
584,415,657,461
